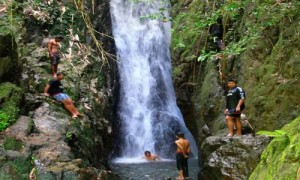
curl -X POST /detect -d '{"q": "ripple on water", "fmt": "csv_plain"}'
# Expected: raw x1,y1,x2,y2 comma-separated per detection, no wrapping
110,158,198,180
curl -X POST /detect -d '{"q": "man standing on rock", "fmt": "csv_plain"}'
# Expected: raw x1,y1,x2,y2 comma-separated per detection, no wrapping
224,79,246,137
48,36,64,78
44,72,82,119
175,132,190,180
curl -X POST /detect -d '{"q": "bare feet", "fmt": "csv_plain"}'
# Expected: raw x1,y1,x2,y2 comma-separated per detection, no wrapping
71,115,78,119
176,177,184,180
76,113,83,117
226,134,233,137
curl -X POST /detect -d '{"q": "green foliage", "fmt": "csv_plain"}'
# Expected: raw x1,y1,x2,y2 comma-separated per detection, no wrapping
23,0,80,36
257,130,290,144
97,74,105,88
197,49,217,62
3,137,24,151
0,0,22,35
0,101,20,131
0,113,9,131
172,0,300,64
0,83,22,131
7,157,31,179
65,131,73,141
250,116,300,179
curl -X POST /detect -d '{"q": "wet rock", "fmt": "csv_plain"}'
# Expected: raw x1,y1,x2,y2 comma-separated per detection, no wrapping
200,135,271,179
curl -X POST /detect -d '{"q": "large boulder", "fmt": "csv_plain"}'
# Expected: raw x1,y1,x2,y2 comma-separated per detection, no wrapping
200,135,270,179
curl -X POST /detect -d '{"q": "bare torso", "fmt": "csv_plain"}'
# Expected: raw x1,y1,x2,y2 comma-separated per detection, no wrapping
144,154,159,161
48,39,60,55
175,138,190,154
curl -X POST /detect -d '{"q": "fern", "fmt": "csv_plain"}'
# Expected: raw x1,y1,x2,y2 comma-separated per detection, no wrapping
257,130,290,145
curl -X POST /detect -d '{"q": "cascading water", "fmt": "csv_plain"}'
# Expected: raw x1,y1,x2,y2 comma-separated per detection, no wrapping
110,0,198,160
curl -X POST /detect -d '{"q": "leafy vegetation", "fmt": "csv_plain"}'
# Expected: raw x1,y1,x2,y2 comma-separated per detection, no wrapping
0,83,22,131
22,0,80,36
0,0,22,36
171,0,300,81
250,116,300,179
257,130,290,145
0,102,20,131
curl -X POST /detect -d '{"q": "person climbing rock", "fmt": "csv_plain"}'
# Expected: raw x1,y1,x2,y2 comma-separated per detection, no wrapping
44,72,82,119
48,35,64,78
175,132,190,180
224,79,246,137
143,151,161,161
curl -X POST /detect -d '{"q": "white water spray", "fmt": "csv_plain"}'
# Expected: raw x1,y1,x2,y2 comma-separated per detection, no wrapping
110,0,198,160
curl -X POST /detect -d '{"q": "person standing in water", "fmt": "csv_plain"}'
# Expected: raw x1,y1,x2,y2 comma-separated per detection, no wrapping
175,132,190,180
224,79,246,137
48,36,64,78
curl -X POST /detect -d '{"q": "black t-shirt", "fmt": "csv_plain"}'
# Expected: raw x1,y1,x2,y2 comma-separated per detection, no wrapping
47,80,64,96
226,86,246,110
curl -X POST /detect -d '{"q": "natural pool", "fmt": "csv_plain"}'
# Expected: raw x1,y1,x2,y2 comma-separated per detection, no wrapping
110,158,198,180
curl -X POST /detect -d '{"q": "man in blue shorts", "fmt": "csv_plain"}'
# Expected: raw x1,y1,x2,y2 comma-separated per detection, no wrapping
44,72,81,119
224,79,246,137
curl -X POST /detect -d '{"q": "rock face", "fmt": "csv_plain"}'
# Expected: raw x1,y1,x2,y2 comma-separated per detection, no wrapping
2,111,118,179
0,33,21,83
170,0,300,179
200,135,270,180
171,0,300,137
0,0,119,179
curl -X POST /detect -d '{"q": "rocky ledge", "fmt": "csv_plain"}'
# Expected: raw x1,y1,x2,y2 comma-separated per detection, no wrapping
199,134,270,180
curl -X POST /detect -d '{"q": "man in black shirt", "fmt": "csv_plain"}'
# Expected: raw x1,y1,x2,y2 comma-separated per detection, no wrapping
224,79,246,137
44,72,81,119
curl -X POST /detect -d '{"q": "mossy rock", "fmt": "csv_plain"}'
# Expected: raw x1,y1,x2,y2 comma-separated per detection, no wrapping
3,137,24,151
0,82,22,103
0,157,31,180
250,115,300,179
0,82,23,131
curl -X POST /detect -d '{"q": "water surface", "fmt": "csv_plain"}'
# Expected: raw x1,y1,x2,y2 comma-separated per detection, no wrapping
111,158,198,180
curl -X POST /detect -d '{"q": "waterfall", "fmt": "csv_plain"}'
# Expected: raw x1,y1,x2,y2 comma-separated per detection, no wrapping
110,0,198,159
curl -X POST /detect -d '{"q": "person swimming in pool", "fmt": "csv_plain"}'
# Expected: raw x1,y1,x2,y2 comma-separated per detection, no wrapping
143,151,161,161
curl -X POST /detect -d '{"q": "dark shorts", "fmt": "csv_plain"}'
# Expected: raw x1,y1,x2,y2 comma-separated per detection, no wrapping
176,153,187,170
176,153,189,177
51,53,60,65
226,109,242,117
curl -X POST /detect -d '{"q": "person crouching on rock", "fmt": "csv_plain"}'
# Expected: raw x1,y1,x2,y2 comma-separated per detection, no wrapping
44,72,82,119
